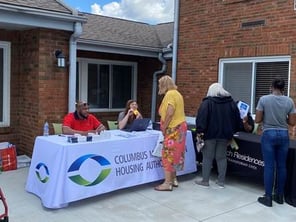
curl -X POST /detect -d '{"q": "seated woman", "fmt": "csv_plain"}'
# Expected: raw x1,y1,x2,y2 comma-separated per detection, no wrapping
117,100,143,130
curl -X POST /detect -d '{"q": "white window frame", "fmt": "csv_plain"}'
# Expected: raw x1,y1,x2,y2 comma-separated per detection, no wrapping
219,55,291,114
0,41,11,127
77,58,138,112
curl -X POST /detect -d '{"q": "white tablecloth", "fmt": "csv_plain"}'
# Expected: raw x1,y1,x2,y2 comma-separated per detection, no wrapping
25,130,197,209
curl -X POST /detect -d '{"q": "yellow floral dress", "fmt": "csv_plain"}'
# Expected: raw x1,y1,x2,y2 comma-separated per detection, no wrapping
159,89,187,172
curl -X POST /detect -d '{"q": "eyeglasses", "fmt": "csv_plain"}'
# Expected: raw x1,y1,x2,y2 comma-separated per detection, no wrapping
76,101,89,110
76,101,89,106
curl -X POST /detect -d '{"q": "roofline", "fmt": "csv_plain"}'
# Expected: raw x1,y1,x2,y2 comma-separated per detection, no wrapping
0,3,87,31
0,3,87,30
55,0,79,16
77,40,163,58
0,3,87,23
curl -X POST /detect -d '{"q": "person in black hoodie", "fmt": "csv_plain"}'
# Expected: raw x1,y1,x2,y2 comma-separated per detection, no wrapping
195,83,241,188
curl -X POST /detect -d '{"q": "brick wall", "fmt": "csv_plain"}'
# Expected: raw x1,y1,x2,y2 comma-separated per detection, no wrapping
0,31,167,156
0,28,70,155
178,0,296,116
18,29,70,154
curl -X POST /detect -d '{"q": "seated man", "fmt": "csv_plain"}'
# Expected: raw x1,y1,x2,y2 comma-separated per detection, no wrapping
62,101,105,136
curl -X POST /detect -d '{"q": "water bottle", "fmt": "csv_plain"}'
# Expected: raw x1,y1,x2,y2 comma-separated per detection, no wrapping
43,121,49,136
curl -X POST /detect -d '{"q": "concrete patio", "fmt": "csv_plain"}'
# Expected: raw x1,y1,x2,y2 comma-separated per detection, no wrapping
0,166,295,222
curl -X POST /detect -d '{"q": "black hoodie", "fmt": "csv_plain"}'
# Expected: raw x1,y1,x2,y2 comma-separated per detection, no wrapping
195,96,241,140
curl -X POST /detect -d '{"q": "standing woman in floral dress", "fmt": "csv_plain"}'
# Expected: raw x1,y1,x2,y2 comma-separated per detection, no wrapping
154,75,187,191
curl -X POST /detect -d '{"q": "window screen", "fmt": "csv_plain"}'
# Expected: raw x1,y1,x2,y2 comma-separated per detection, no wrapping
221,58,289,114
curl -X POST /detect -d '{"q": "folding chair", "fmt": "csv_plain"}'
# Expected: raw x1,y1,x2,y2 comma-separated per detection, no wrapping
52,123,62,135
107,121,118,130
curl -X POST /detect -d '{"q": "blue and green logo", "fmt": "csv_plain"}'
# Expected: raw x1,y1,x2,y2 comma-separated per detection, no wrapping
68,154,111,186
35,163,50,183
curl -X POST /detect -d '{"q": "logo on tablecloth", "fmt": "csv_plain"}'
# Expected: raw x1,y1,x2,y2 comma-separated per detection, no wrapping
68,154,111,186
35,163,50,183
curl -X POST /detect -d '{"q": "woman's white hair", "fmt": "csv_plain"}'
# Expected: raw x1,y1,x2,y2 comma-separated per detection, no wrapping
206,83,231,97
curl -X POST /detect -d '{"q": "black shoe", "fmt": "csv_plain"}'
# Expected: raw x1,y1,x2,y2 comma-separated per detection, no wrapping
273,194,284,204
258,195,272,207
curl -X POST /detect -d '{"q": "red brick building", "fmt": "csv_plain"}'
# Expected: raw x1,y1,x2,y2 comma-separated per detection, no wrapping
177,0,296,118
4,0,295,156
0,0,173,155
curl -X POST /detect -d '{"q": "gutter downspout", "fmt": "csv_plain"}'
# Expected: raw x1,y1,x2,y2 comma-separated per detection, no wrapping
172,0,180,82
68,22,82,112
151,52,167,122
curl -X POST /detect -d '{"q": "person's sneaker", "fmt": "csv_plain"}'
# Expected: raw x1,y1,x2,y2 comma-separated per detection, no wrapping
195,180,209,188
215,181,225,188
258,195,272,207
273,194,284,204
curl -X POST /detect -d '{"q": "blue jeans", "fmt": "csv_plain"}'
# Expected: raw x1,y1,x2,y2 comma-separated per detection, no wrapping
261,129,289,197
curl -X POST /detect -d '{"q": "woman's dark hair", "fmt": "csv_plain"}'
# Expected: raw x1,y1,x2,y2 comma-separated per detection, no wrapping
124,100,136,114
272,78,285,92
124,99,137,124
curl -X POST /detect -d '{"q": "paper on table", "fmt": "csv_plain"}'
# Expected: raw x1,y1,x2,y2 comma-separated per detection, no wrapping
0,142,9,149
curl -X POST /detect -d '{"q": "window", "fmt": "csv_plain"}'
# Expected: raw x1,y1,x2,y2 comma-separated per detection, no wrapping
0,41,10,127
219,56,290,114
77,59,137,111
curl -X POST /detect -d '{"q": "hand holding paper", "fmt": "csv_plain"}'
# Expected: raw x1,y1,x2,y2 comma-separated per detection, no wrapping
237,101,249,119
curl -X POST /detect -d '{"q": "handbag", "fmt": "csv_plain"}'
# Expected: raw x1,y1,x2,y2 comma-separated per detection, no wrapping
152,134,164,157
196,133,204,152
0,144,17,171
152,141,163,157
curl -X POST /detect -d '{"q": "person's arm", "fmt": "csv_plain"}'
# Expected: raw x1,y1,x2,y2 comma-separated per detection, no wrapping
91,115,105,134
195,100,208,134
135,111,143,119
118,110,133,129
62,126,93,136
242,114,254,133
255,110,263,124
288,113,296,126
160,104,174,135
95,123,106,134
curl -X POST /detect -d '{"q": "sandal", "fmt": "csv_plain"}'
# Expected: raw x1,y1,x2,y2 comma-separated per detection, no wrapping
173,178,179,187
154,182,173,191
